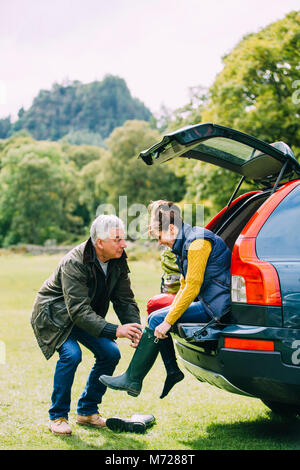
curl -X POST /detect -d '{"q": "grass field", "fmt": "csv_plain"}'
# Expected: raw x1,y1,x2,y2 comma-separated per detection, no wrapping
0,253,300,450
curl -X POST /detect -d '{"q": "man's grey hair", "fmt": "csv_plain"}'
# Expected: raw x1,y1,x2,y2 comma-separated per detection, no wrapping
90,214,125,245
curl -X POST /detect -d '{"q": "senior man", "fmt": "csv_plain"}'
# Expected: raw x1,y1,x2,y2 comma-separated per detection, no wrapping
31,215,142,435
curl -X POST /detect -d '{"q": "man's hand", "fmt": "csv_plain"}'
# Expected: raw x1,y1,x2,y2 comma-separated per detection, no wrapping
154,320,172,339
116,323,142,348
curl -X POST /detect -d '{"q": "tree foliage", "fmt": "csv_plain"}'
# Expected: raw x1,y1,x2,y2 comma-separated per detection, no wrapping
203,10,300,152
0,121,185,246
0,117,11,139
77,157,109,222
0,137,81,246
1,12,299,245
102,120,185,211
11,75,152,142
164,11,300,220
61,129,105,148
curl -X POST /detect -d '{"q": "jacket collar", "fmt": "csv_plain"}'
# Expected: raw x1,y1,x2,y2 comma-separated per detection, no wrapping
83,238,94,264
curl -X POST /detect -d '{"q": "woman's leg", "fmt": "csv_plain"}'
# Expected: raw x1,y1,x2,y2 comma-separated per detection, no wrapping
99,302,210,399
148,300,210,333
148,306,178,372
99,327,160,397
148,301,210,398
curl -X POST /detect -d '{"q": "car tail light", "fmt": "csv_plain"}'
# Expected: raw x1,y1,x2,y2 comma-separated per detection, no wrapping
224,337,275,351
230,181,300,306
231,237,281,305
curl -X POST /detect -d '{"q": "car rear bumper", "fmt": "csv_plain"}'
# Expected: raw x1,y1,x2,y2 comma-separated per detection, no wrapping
174,337,300,405
178,355,254,397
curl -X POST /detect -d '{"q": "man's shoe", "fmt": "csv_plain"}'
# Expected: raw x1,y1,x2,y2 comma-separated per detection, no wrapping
76,413,106,428
48,418,72,435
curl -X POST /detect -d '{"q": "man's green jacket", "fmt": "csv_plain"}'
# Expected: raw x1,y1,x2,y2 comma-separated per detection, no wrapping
30,238,140,359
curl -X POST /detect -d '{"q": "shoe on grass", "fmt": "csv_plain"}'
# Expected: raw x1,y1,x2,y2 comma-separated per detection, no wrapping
48,418,72,435
76,413,106,428
106,417,146,433
106,414,155,433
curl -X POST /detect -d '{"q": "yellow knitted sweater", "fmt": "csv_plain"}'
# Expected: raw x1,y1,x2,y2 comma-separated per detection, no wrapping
165,239,212,325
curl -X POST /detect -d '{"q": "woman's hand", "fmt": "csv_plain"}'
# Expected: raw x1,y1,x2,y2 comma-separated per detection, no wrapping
154,320,172,340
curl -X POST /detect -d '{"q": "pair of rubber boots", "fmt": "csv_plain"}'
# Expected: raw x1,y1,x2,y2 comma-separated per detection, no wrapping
106,413,155,433
99,327,184,398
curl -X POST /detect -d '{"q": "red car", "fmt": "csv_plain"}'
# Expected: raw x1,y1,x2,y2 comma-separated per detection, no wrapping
139,123,300,417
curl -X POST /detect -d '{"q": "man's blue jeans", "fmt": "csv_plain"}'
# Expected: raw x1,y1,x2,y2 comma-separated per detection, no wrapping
49,325,121,420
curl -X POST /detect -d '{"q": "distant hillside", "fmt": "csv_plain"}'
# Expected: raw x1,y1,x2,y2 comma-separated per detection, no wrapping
0,75,153,143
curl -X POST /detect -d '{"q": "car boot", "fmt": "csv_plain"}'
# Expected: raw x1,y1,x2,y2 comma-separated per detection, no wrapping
99,327,159,397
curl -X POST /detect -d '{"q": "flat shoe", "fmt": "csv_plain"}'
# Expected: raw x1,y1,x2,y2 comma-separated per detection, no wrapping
76,413,106,428
49,418,72,435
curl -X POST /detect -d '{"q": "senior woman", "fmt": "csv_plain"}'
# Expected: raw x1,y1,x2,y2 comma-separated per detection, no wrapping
100,201,231,399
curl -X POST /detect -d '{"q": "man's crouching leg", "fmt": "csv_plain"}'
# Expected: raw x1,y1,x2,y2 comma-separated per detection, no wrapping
48,336,82,435
75,333,121,428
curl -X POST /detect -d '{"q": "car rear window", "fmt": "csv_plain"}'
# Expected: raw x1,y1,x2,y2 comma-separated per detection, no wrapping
256,184,300,261
183,137,281,169
191,138,257,165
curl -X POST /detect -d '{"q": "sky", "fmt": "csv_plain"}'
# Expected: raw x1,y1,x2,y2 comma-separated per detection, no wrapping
0,0,299,121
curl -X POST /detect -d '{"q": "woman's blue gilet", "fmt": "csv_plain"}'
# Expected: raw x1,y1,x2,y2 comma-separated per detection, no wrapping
172,223,232,320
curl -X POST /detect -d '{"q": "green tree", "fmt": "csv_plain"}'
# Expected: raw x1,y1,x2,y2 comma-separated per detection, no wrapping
13,75,153,142
64,142,107,170
77,154,110,222
0,137,82,246
102,120,185,218
61,129,105,148
167,11,300,219
0,116,12,139
203,10,300,153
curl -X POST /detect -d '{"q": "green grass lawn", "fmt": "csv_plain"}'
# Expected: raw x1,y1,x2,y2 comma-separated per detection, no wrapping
0,253,299,450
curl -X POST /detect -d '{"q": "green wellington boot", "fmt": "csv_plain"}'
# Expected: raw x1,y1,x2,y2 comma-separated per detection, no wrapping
106,414,155,434
99,327,159,397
